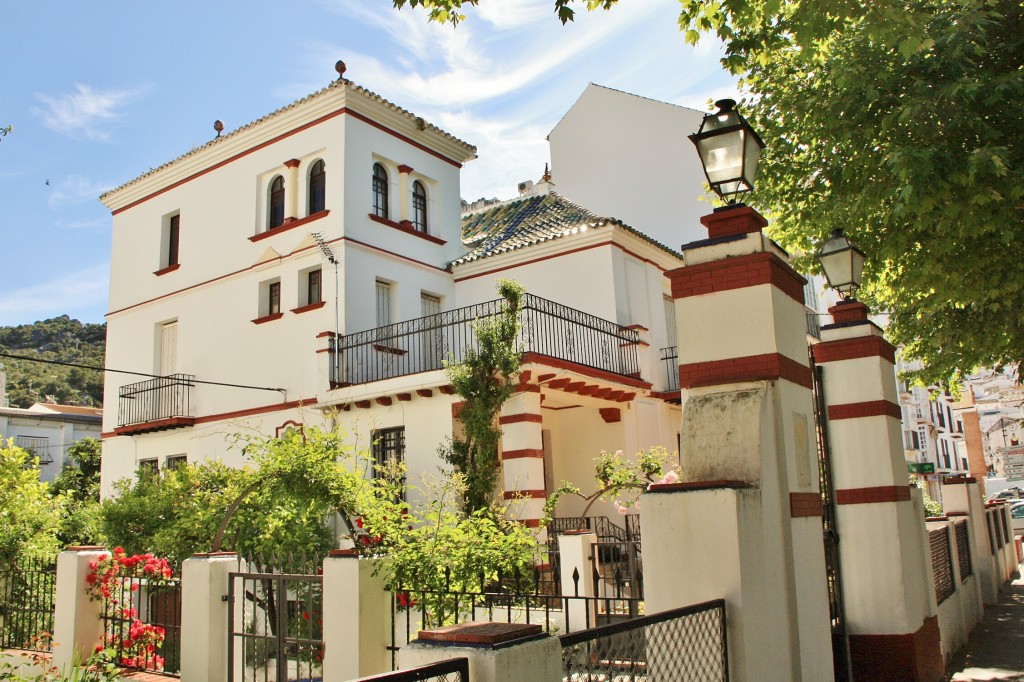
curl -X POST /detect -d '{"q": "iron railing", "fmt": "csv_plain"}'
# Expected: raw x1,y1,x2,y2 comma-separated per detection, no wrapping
954,520,973,582
228,552,325,682
560,598,728,681
100,573,182,674
354,658,469,682
806,311,822,339
545,516,642,602
331,294,641,387
660,346,679,392
0,556,56,652
117,373,195,427
929,527,955,605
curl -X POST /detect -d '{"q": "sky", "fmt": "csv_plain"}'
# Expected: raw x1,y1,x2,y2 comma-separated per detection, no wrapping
0,0,736,327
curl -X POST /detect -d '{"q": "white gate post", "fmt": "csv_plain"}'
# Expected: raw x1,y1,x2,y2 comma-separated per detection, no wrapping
52,546,107,672
322,549,391,681
180,552,237,682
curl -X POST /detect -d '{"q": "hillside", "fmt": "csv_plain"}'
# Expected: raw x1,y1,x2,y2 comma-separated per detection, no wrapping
0,316,105,408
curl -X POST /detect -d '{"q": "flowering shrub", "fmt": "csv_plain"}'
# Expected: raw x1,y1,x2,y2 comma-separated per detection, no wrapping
84,548,173,671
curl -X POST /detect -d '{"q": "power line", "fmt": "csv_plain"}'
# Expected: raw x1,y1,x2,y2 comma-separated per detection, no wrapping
0,351,286,395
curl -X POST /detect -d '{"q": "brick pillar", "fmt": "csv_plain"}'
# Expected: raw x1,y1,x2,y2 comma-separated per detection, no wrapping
812,300,943,681
650,205,833,682
499,389,546,528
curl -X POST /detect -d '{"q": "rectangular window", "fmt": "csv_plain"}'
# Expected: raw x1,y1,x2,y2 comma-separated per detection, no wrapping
139,458,159,476
308,269,322,305
371,427,406,499
15,436,52,464
166,455,187,470
159,321,178,377
376,281,392,327
167,214,180,267
269,282,281,315
663,296,678,348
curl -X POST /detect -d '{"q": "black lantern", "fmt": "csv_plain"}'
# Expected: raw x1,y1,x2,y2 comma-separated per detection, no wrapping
689,99,765,203
816,228,866,299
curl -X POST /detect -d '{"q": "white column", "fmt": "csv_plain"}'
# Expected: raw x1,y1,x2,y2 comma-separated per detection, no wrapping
180,552,238,682
944,478,999,604
52,547,107,672
322,549,391,681
557,530,598,633
499,390,546,528
284,158,300,222
397,164,413,224
398,623,560,682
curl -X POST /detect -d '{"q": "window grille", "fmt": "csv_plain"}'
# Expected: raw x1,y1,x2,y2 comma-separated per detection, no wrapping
269,282,281,315
929,527,955,604
954,520,972,581
307,269,322,305
15,436,52,464
372,427,405,499
308,160,326,215
412,180,427,232
373,163,389,218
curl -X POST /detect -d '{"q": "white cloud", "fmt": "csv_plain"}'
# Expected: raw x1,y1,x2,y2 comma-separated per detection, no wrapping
54,217,108,231
34,84,140,141
47,175,113,210
0,263,109,326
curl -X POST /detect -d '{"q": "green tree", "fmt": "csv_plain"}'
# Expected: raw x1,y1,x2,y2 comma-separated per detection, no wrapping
51,438,104,546
439,279,523,511
0,439,62,564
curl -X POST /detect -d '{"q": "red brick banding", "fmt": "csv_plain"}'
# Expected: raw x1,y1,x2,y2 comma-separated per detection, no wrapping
599,408,621,423
417,622,544,646
396,393,412,402
501,449,544,460
848,615,943,682
829,301,869,323
827,400,902,421
354,400,371,409
812,335,896,364
416,389,433,398
698,205,769,238
836,486,912,505
375,397,392,407
647,480,753,493
520,353,651,390
667,251,806,305
439,385,456,395
790,492,824,518
679,353,813,390
498,413,543,425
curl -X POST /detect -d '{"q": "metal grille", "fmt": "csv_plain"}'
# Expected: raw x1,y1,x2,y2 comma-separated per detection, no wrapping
954,521,972,582
228,553,324,682
0,556,56,651
929,528,955,605
332,294,640,387
354,657,468,681
14,436,52,464
101,574,182,674
560,598,727,681
1000,507,1011,545
986,511,997,554
660,346,679,391
117,373,195,427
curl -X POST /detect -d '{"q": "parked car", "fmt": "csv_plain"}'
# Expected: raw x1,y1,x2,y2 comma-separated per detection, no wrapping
1010,501,1024,536
988,486,1024,502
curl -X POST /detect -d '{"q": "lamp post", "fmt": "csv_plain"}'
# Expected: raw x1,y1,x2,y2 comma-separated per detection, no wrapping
816,229,866,300
689,98,765,205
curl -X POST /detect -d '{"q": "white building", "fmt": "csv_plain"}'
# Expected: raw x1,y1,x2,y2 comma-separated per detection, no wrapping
0,397,102,482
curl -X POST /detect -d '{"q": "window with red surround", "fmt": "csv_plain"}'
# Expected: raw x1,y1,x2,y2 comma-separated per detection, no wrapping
368,213,446,245
249,210,329,242
291,300,326,315
252,312,284,325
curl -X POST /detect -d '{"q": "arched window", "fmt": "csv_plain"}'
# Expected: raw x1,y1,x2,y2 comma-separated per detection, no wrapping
412,180,427,232
308,160,326,215
372,163,389,218
268,175,285,229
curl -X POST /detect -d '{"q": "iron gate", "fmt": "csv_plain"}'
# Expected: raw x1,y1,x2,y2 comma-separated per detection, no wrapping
811,360,850,681
227,555,324,682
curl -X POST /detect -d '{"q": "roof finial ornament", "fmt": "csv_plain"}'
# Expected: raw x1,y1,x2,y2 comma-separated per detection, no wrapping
542,163,551,183
335,60,347,81
213,120,224,137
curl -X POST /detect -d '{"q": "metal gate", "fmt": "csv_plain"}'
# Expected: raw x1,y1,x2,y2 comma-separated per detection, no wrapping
811,360,850,681
227,555,324,682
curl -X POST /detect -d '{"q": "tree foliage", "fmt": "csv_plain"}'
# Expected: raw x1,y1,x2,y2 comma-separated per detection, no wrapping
0,316,105,407
51,438,104,546
440,279,524,511
0,439,62,564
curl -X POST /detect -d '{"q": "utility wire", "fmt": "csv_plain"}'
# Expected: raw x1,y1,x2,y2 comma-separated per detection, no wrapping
0,351,286,395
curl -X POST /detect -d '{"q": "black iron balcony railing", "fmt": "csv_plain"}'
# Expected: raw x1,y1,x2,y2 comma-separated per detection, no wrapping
330,294,641,387
660,346,679,392
117,374,195,428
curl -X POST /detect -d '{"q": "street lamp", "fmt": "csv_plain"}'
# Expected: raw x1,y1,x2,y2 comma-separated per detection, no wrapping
816,228,866,300
689,99,765,204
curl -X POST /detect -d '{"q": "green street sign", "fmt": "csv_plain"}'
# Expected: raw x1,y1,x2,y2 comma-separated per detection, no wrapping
908,462,936,474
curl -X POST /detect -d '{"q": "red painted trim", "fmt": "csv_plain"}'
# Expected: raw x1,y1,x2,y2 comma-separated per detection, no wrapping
396,393,412,402
599,408,621,423
679,353,813,390
521,518,541,528
512,383,541,394
291,300,326,314
537,373,557,382
368,213,447,245
836,486,912,505
355,400,371,409
790,492,823,518
397,164,414,174
649,390,682,404
328,549,360,558
498,413,543,425
451,401,464,418
372,343,407,356
518,370,532,384
252,312,284,325
249,210,329,242
110,108,464,216
113,416,196,436
827,400,902,421
501,448,545,460
284,158,300,169
439,385,456,395
343,236,450,273
541,404,582,411
829,300,870,323
454,240,673,283
944,475,977,485
647,480,753,493
848,615,943,682
812,335,896,364
502,490,548,500
193,398,315,425
316,330,338,339
624,324,649,332
416,389,433,398
698,205,768,238
375,397,392,407
667,251,806,304
521,353,652,390
154,263,180,277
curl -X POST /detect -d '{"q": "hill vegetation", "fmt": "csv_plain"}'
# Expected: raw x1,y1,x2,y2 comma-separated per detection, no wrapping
0,316,105,408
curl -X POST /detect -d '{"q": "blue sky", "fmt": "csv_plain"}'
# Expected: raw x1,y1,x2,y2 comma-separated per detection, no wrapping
0,0,735,327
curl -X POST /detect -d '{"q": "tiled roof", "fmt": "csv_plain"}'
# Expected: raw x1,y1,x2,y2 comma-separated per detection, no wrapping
452,192,681,266
100,79,476,202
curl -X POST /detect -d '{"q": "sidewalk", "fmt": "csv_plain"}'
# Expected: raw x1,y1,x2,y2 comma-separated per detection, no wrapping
946,568,1024,681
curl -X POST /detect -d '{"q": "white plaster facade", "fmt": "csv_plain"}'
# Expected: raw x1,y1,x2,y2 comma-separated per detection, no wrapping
0,401,101,482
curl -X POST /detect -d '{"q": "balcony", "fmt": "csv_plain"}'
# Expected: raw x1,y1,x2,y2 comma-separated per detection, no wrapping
329,294,641,388
115,374,196,435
